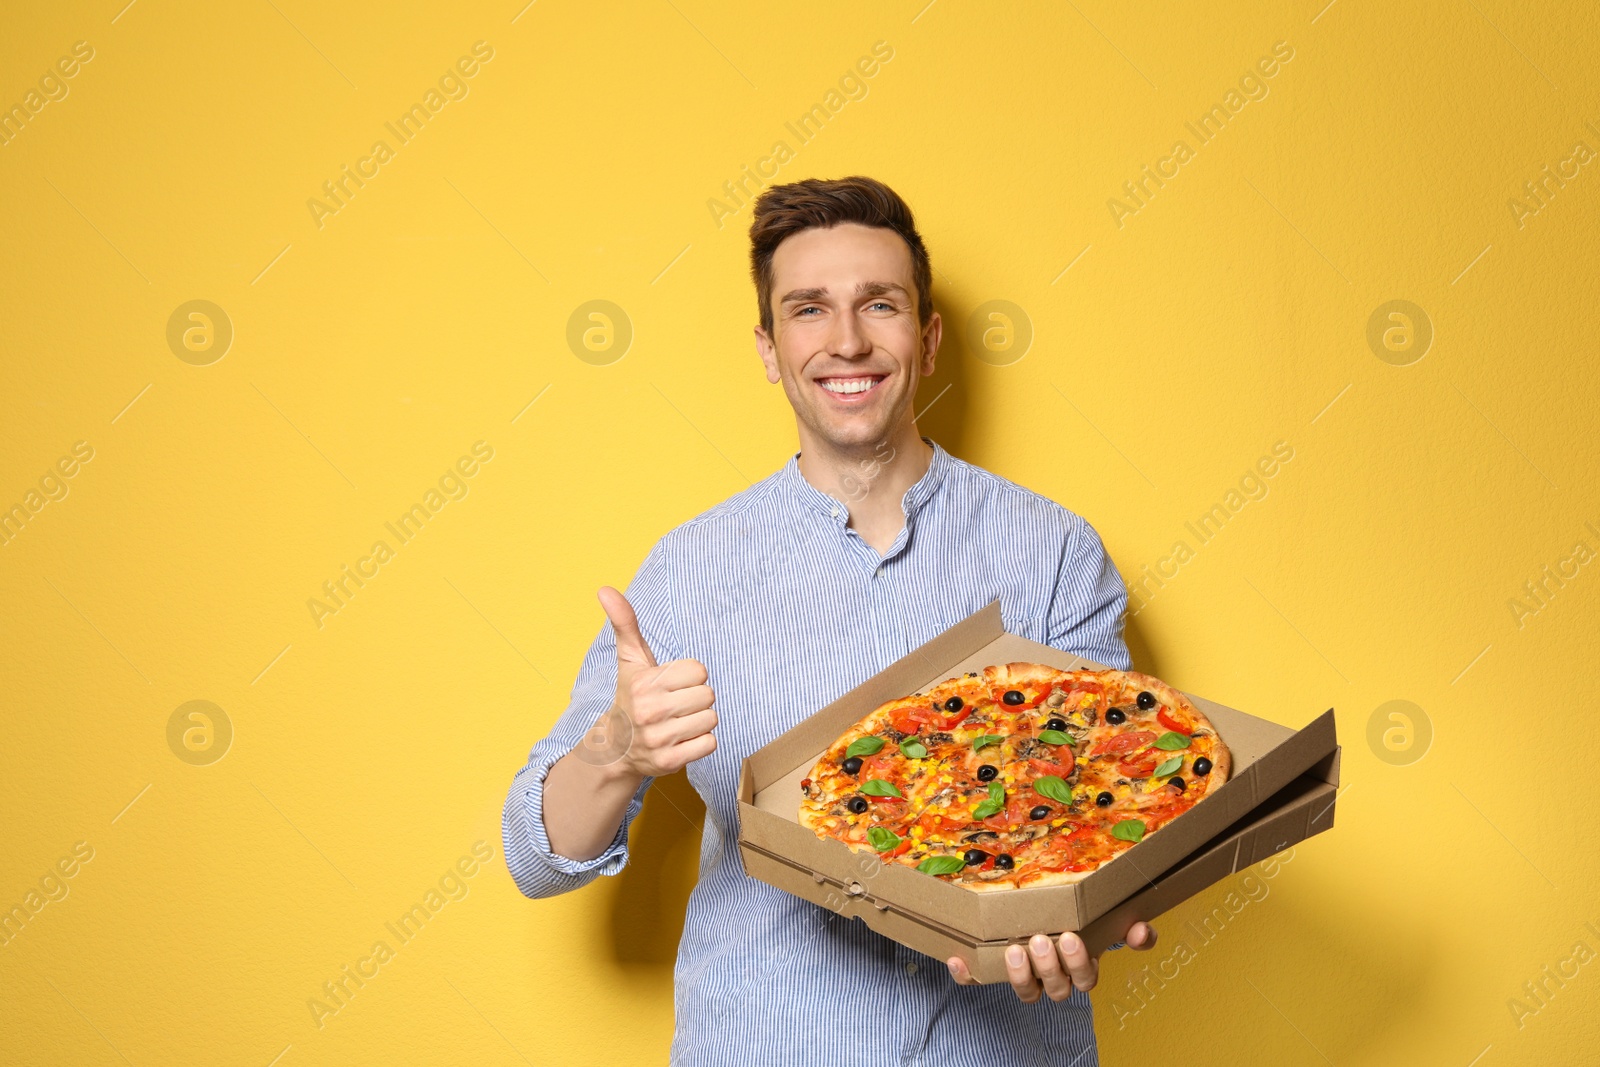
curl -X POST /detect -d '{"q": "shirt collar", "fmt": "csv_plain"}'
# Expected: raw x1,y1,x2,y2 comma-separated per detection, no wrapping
781,437,951,526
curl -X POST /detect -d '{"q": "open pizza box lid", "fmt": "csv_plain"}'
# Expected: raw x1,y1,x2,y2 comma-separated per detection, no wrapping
736,600,1339,946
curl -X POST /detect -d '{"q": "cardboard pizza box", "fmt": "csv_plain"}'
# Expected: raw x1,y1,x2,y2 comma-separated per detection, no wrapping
736,600,1340,972
742,759,1339,983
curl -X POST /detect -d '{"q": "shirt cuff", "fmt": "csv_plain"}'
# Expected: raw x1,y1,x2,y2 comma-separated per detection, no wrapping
509,745,646,878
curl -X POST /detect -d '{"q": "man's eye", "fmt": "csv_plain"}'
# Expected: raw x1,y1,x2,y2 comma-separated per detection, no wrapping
869,301,893,311
797,306,821,316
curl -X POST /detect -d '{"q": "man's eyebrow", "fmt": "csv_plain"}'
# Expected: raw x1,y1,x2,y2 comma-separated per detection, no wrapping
778,281,910,305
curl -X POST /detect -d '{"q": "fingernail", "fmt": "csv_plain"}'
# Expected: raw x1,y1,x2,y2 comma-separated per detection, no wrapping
1006,945,1026,966
1060,932,1081,953
1031,934,1050,954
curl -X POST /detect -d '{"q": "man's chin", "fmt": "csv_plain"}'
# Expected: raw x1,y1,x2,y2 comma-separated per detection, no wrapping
806,415,901,454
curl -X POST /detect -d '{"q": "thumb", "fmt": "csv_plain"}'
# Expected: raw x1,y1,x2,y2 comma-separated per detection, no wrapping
597,585,658,669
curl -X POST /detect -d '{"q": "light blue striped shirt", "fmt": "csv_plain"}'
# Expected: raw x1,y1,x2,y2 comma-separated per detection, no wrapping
503,439,1131,1065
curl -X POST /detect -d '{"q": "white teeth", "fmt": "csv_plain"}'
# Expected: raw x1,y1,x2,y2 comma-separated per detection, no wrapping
821,378,879,394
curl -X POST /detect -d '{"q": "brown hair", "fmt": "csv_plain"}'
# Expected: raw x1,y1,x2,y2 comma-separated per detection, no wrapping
748,175,933,338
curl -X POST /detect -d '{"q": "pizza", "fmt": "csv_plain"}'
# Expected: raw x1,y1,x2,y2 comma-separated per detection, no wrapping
798,664,1230,890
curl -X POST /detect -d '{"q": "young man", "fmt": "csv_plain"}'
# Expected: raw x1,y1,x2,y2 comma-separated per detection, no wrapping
503,176,1157,1064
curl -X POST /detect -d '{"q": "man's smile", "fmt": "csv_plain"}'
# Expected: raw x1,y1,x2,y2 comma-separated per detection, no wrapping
816,374,887,402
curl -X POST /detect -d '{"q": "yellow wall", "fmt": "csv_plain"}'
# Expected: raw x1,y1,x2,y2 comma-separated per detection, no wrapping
2,1,1596,1063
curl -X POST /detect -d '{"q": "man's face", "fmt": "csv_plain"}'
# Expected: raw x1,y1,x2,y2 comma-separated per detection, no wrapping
754,222,940,452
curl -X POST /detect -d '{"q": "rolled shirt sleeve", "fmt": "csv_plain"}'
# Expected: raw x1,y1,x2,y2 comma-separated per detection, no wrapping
502,539,680,899
1047,513,1131,670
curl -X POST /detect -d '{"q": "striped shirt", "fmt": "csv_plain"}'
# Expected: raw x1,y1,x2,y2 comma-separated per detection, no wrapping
503,439,1131,1066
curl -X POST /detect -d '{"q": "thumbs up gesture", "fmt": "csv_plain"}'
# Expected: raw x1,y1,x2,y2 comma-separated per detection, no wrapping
591,585,718,778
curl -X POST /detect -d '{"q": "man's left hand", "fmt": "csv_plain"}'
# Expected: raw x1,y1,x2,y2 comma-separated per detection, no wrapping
945,921,1157,1002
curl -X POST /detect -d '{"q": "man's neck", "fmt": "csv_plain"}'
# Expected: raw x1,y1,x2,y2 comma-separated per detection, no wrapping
796,422,934,556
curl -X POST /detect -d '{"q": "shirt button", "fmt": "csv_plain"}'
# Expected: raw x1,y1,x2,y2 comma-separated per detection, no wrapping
874,566,884,578
830,507,839,518
904,962,919,976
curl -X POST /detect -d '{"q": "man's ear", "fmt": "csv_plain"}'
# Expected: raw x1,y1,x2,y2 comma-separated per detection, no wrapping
754,324,781,384
919,310,942,377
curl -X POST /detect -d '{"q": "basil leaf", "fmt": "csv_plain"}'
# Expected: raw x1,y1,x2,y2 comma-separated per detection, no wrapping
1154,731,1191,750
1111,819,1146,843
916,855,967,876
972,734,1003,751
867,827,901,852
972,782,1005,819
1033,776,1072,804
846,736,886,758
859,779,902,798
899,738,929,759
1153,755,1184,778
1038,729,1071,745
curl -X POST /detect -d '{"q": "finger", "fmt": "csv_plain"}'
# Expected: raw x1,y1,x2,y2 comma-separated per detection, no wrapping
653,658,710,693
1056,931,1097,993
1028,934,1075,1002
598,586,657,669
659,684,716,719
635,684,715,725
661,731,716,770
946,956,979,986
637,708,714,748
661,707,717,745
1126,921,1158,951
1004,944,1042,1004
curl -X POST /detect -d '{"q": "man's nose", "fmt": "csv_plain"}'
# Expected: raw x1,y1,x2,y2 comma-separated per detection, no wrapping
828,310,873,358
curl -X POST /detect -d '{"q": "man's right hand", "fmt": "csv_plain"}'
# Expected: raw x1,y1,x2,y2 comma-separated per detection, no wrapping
595,585,717,778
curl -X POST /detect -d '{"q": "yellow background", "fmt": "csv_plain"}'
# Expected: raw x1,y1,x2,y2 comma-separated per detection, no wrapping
2,1,1596,1063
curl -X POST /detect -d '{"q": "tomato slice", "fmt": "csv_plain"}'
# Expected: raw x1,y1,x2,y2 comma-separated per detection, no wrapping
890,700,971,734
1157,708,1192,735
1061,681,1107,718
1031,826,1099,872
1118,754,1159,778
1028,752,1075,778
859,753,894,779
1092,730,1156,756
